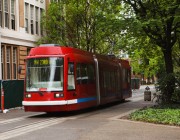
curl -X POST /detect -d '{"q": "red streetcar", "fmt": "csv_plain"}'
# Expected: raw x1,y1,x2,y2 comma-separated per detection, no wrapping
22,44,132,112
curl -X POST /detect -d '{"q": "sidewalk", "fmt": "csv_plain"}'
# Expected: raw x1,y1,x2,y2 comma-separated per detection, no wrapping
81,88,180,140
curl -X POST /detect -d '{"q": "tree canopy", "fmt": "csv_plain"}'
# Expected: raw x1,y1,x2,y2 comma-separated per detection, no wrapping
39,0,126,53
123,0,179,74
122,0,180,102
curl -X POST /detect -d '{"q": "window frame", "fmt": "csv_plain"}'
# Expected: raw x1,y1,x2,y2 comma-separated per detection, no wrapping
30,5,34,34
25,2,29,33
1,0,16,29
4,0,9,28
11,0,15,30
13,47,17,79
35,6,39,35
0,0,2,27
1,45,18,80
6,47,11,79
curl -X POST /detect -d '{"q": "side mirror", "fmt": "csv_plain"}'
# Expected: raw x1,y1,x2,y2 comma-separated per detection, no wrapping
18,66,22,74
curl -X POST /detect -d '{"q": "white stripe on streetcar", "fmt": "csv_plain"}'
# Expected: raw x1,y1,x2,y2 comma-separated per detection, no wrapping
22,99,78,106
22,101,67,106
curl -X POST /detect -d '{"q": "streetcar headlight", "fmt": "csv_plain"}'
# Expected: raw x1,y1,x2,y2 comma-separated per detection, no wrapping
54,93,64,98
25,94,31,98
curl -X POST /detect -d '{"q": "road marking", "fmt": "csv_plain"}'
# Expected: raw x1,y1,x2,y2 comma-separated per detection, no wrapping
0,113,44,125
0,117,69,140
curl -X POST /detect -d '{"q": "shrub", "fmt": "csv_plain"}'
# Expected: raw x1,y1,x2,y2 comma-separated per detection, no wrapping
129,104,180,126
172,72,180,102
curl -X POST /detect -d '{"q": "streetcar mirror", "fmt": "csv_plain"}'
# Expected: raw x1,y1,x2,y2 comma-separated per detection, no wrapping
18,66,22,74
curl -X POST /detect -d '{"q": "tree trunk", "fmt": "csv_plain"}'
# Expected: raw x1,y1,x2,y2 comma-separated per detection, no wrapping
163,48,173,74
162,47,175,103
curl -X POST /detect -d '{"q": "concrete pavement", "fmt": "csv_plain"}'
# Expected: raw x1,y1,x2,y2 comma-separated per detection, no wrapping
80,86,180,140
80,117,180,140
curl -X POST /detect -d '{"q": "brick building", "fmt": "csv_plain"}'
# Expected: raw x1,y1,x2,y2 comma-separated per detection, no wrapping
0,0,52,80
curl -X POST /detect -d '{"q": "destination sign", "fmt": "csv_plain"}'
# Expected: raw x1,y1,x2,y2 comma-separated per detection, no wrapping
33,59,49,66
28,57,63,67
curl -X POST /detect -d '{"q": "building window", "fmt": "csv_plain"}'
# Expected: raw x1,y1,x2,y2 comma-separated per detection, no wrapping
1,0,16,29
13,48,17,79
30,5,34,34
40,8,43,36
1,45,4,79
1,45,18,80
4,0,9,28
25,3,29,33
35,7,39,35
11,0,15,30
6,47,11,79
24,2,44,35
0,0,2,27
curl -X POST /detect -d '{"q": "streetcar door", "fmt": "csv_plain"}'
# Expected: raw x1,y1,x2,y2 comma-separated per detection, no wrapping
76,63,88,97
76,62,96,104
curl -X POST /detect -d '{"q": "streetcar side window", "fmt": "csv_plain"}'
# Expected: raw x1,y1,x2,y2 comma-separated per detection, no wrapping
87,64,95,84
76,63,95,85
128,70,131,83
122,68,129,83
68,62,75,90
76,63,81,84
81,64,88,84
122,68,126,83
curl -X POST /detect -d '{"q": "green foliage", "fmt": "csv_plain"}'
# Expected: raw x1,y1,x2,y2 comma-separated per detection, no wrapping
123,0,179,71
172,72,180,102
130,104,180,126
129,39,164,78
39,0,126,53
38,2,66,45
156,73,180,103
173,42,180,73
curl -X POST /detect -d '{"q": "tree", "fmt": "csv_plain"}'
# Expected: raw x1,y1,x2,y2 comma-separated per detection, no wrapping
129,37,164,82
39,0,124,53
123,0,180,102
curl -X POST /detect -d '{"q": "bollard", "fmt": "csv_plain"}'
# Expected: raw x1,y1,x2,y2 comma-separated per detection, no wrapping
144,86,151,101
1,81,4,112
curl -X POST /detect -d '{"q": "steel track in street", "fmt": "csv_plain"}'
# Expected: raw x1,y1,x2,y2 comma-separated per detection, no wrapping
0,117,76,140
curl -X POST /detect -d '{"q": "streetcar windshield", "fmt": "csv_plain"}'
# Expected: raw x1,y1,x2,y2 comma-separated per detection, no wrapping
26,57,64,92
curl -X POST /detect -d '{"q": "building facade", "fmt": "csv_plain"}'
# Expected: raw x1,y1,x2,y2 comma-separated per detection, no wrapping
0,0,50,80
